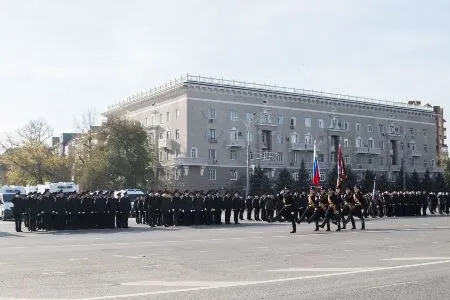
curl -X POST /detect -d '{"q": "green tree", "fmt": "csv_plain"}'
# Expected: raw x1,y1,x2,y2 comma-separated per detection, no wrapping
433,172,446,192
250,166,271,195
327,165,337,189
361,169,376,193
422,168,433,192
376,173,390,192
276,168,294,192
410,170,420,191
296,160,310,192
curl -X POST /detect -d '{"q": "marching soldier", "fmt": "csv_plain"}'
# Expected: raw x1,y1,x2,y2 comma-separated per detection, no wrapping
320,187,342,231
343,185,365,230
269,189,296,233
309,189,328,231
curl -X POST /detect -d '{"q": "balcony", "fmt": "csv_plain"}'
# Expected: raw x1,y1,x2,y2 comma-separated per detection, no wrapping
368,147,381,155
158,139,175,150
388,131,402,137
226,140,246,148
208,138,218,144
411,150,422,157
289,143,314,151
355,147,369,154
174,157,207,166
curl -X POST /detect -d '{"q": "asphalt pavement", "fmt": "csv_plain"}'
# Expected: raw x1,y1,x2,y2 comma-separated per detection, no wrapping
1,215,450,300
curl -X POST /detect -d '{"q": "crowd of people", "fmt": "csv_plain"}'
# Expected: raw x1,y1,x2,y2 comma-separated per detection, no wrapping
8,186,450,233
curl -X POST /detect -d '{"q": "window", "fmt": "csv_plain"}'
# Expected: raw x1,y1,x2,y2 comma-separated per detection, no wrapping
166,130,171,139
165,150,169,161
276,152,283,162
318,119,324,128
357,157,362,164
145,117,149,126
166,112,171,123
368,124,373,133
410,158,415,167
424,144,428,152
344,138,349,147
277,133,283,144
261,111,271,123
424,160,428,167
399,127,404,135
159,132,164,139
208,169,216,180
356,137,362,148
400,142,404,151
356,123,361,132
291,132,298,143
229,127,238,140
305,118,311,127
368,158,372,165
409,142,416,151
380,141,385,150
292,152,300,163
159,113,164,124
292,172,299,181
176,109,180,120
229,149,237,160
230,170,238,181
277,115,284,125
159,151,163,162
431,159,435,167
342,122,348,130
423,128,427,137
175,129,180,140
230,110,237,121
151,114,156,125
290,117,296,128
208,149,216,160
330,154,335,163
245,112,254,121
380,157,384,166
379,124,385,133
304,133,312,145
318,136,325,146
190,147,198,158
389,124,395,134
318,154,325,163
344,155,351,165
320,172,326,182
208,129,216,140
208,108,216,120
409,128,415,135
368,138,374,148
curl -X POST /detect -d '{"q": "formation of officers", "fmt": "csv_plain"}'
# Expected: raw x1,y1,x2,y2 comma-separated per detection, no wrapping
9,187,450,233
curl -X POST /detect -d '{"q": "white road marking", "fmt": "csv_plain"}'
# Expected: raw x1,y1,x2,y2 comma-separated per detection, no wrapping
190,239,205,242
211,238,225,241
257,246,268,249
272,236,286,238
253,236,264,239
143,241,155,244
366,281,417,290
115,242,129,245
199,250,208,253
230,237,242,240
382,257,450,261
251,232,264,234
122,280,254,287
432,242,439,244
10,246,26,249
268,267,381,272
76,260,450,299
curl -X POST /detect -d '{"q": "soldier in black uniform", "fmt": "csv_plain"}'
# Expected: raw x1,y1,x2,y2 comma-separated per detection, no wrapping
429,192,438,214
445,192,450,214
146,192,156,227
160,191,171,227
438,192,446,214
54,191,67,230
105,192,117,229
11,192,25,232
95,192,107,228
252,195,260,221
245,195,253,220
239,193,245,220
204,192,213,225
172,191,182,227
269,189,296,233
344,185,365,230
309,189,328,231
223,191,233,224
27,192,39,231
120,192,131,228
297,187,317,224
133,196,140,224
259,194,267,221
41,190,54,231
232,192,241,224
213,191,223,225
320,187,342,231
265,193,275,222
193,191,203,225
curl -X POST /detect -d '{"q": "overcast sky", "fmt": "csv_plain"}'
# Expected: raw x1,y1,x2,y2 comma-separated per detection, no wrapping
1,0,449,140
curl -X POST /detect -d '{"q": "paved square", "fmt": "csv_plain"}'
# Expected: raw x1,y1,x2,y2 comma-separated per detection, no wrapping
1,216,450,299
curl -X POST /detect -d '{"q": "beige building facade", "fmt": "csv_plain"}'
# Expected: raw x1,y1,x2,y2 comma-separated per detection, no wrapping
104,75,442,191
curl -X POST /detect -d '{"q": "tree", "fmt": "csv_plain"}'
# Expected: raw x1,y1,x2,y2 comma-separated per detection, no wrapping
250,166,272,195
345,166,357,189
433,172,446,192
327,165,337,189
376,173,390,192
361,169,376,193
410,171,420,191
276,168,294,192
296,160,310,192
0,119,71,185
422,168,433,192
395,165,410,191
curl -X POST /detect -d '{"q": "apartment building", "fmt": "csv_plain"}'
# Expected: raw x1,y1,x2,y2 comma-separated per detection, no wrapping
104,75,442,191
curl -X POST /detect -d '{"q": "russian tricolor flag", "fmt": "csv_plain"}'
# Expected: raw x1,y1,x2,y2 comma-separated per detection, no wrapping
312,144,320,186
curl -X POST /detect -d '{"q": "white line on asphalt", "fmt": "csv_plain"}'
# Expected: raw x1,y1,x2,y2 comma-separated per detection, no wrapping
74,260,450,299
230,237,242,240
199,251,208,253
253,236,264,239
10,246,26,249
272,236,286,238
432,242,439,244
257,246,268,249
251,232,264,234
211,238,225,241
268,267,381,272
190,239,205,242
382,257,450,261
143,241,155,244
366,281,417,290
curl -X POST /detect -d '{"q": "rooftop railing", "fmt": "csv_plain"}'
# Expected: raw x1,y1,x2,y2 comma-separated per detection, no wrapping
107,73,435,113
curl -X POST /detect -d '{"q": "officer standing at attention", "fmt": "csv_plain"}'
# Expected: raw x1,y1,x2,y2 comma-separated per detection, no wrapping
11,192,25,232
231,192,241,224
223,191,233,224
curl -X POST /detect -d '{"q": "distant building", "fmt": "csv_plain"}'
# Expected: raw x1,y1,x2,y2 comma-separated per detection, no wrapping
103,74,444,191
433,106,448,166
52,133,79,156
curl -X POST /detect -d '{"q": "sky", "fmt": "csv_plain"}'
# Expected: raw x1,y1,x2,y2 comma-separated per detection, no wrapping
1,0,449,140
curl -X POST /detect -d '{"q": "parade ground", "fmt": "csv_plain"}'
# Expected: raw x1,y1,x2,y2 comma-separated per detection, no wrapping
1,216,450,300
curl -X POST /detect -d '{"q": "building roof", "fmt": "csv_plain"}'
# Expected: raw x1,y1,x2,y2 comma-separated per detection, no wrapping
104,74,435,116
